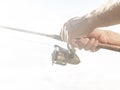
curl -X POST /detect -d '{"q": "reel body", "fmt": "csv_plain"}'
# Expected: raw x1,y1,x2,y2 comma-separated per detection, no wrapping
52,45,80,66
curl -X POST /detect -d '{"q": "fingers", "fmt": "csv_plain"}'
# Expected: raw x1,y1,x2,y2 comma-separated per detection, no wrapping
70,37,88,49
90,40,100,52
76,38,89,50
75,38,99,52
84,38,96,50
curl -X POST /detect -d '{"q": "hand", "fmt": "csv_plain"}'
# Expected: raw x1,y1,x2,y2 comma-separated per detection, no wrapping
60,15,96,47
74,37,99,52
73,29,108,52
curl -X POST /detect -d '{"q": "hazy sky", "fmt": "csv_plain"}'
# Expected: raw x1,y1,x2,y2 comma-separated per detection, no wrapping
0,0,120,90
0,0,106,33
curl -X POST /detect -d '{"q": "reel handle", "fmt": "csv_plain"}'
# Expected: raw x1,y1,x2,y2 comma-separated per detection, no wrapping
98,43,120,52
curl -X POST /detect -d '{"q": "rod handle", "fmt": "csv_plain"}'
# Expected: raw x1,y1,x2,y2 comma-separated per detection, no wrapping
98,43,120,52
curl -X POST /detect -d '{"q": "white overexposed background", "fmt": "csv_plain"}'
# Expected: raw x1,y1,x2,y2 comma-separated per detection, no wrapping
0,0,120,90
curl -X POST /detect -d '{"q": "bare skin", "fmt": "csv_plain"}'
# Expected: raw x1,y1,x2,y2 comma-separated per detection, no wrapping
75,29,120,52
60,0,120,52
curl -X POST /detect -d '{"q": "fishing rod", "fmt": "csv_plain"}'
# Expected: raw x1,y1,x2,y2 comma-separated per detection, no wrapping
0,26,80,66
0,26,120,66
0,26,62,41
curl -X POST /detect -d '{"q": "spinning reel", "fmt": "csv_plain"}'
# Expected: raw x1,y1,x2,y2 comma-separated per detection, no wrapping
52,44,80,65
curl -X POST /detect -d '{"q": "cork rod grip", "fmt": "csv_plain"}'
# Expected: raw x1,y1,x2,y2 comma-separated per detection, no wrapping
98,43,120,52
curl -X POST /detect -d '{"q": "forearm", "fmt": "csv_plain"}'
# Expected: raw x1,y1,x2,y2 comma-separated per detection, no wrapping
88,0,120,28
